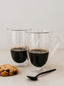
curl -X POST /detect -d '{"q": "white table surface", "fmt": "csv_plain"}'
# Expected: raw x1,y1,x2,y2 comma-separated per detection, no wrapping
0,49,64,86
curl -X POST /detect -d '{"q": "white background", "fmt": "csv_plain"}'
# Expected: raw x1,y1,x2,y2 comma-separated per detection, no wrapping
0,0,64,49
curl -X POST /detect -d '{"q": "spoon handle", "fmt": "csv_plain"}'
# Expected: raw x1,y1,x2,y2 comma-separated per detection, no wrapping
36,69,56,77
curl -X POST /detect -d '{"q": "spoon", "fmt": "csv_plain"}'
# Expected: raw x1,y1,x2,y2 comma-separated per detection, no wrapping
27,69,56,81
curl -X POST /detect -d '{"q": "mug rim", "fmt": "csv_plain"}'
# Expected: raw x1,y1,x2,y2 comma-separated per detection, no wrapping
7,27,32,31
26,31,51,34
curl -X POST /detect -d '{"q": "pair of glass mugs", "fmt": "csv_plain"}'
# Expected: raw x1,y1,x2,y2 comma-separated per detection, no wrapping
8,28,59,72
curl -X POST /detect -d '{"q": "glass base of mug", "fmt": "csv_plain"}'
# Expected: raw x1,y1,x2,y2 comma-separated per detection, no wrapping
12,59,29,67
29,66,46,73
29,62,55,73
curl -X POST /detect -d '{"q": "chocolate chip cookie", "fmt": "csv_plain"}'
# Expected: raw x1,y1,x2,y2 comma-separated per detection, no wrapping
0,64,18,76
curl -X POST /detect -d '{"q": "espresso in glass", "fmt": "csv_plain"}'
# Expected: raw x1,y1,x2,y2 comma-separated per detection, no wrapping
29,49,49,67
11,47,28,63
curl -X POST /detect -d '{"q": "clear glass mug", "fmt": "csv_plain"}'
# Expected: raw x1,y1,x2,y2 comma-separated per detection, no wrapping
8,28,31,66
26,30,60,72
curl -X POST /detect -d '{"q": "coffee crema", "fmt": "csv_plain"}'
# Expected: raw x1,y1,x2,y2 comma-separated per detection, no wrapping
29,49,49,67
11,47,28,63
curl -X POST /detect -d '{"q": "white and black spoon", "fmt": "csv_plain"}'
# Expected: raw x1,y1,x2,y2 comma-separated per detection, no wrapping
27,69,56,81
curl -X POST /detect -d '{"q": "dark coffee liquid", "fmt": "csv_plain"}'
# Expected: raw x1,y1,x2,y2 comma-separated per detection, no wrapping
11,47,27,63
29,49,49,67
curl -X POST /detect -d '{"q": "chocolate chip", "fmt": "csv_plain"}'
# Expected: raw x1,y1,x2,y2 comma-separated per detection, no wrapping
4,67,6,68
6,69,10,72
13,71,17,75
0,67,1,69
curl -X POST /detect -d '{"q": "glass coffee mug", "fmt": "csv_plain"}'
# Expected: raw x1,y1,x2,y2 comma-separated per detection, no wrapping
26,31,60,71
8,28,30,66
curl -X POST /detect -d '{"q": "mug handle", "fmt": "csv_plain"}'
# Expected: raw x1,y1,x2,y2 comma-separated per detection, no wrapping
49,35,60,58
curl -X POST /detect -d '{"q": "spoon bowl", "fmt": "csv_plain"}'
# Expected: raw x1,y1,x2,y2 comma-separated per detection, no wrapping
27,76,37,81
